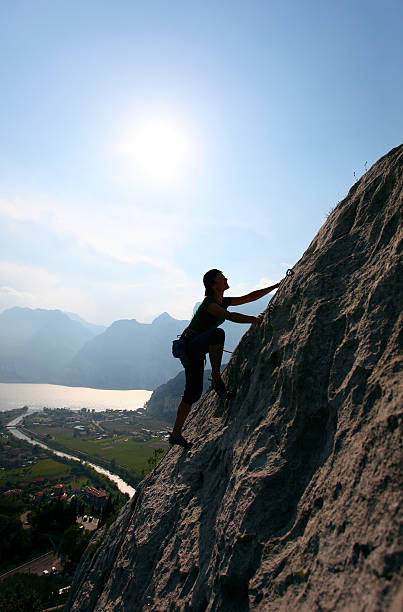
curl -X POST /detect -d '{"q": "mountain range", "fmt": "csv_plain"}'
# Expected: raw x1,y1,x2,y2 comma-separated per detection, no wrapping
0,299,268,390
0,307,96,384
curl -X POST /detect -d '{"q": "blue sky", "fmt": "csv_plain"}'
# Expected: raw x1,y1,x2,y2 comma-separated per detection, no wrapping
0,0,401,325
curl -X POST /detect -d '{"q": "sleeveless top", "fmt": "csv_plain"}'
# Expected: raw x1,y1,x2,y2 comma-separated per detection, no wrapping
188,296,232,334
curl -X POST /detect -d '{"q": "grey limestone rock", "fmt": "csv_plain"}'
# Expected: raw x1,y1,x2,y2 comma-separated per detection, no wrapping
67,145,403,611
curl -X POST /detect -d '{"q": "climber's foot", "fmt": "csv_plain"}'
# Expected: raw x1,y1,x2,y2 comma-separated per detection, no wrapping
212,378,233,400
168,433,193,450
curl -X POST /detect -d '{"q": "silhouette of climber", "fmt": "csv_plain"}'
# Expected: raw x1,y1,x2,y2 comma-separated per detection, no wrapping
169,269,281,449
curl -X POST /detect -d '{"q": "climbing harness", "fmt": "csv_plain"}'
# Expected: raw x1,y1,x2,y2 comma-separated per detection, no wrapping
172,327,198,366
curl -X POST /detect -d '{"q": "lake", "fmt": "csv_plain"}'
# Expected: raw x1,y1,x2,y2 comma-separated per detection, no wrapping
0,383,152,413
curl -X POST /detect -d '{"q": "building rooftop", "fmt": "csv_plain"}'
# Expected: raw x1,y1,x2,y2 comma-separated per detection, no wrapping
84,486,107,498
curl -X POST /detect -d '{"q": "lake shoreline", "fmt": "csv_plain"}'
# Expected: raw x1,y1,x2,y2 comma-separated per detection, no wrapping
0,382,152,413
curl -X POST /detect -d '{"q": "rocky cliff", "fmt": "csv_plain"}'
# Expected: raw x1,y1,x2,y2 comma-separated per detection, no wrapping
67,145,402,611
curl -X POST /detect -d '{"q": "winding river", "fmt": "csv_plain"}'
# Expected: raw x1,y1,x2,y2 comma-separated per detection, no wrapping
6,408,136,498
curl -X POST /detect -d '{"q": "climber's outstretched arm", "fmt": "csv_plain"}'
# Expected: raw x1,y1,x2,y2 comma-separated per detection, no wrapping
207,302,261,325
230,282,281,306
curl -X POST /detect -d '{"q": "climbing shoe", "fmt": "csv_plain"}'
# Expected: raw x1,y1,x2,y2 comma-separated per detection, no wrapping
168,433,193,450
212,379,233,400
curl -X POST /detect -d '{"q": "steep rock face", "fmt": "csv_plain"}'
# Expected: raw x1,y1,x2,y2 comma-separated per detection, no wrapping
68,146,402,611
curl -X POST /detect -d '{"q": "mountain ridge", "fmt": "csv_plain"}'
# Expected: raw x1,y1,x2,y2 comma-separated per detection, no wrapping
0,298,270,390
0,307,95,383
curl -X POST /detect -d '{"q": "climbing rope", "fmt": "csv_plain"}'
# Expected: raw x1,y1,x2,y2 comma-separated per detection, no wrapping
267,268,294,317
267,271,293,313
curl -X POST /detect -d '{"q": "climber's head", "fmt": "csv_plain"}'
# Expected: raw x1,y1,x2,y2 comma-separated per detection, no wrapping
203,269,229,296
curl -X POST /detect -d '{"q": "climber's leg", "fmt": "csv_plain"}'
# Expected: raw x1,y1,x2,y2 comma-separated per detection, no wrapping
188,327,231,398
209,342,224,387
172,400,191,437
169,359,205,449
207,329,231,397
186,327,226,386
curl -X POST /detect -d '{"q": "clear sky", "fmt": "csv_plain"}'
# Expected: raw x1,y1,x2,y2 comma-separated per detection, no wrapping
0,0,401,325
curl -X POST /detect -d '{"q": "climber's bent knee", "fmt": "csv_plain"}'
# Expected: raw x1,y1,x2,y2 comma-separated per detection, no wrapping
210,327,225,345
182,388,203,405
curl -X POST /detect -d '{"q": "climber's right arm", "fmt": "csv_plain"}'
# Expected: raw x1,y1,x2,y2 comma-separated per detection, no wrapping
227,311,261,324
207,302,262,325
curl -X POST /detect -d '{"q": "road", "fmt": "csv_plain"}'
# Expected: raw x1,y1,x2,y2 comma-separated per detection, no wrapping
0,551,62,581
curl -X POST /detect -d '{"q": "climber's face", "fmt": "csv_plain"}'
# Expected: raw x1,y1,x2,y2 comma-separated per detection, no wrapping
212,271,229,292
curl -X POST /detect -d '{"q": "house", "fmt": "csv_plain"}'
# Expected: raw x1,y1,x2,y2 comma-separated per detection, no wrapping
83,486,108,510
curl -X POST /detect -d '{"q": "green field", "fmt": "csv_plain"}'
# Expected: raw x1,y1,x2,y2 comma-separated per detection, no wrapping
28,458,71,478
51,434,166,477
0,457,71,488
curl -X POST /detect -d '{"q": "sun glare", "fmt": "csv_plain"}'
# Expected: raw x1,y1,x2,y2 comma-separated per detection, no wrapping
119,118,191,186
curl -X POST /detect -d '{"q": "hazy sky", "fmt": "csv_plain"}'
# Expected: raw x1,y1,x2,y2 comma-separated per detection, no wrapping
0,0,401,325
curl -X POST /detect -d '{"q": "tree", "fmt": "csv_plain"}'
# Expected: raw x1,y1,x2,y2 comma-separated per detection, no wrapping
0,583,42,612
69,496,78,523
60,524,91,565
99,494,113,527
0,513,31,572
147,448,165,472
30,499,76,535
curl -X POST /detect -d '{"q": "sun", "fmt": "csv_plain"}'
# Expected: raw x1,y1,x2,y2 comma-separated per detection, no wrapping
119,118,191,186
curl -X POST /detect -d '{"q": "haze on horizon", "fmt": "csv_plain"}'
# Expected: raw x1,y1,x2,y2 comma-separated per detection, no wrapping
0,0,401,326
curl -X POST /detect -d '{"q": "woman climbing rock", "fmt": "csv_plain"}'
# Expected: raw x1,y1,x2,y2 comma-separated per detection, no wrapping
169,269,281,449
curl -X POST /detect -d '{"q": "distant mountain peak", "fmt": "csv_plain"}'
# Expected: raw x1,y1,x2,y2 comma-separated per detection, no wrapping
152,312,174,324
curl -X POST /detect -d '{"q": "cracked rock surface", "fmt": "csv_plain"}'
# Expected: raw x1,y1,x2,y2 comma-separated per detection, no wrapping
67,145,402,611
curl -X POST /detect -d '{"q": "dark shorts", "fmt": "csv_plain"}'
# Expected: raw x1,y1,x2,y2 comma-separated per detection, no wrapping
182,327,225,405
